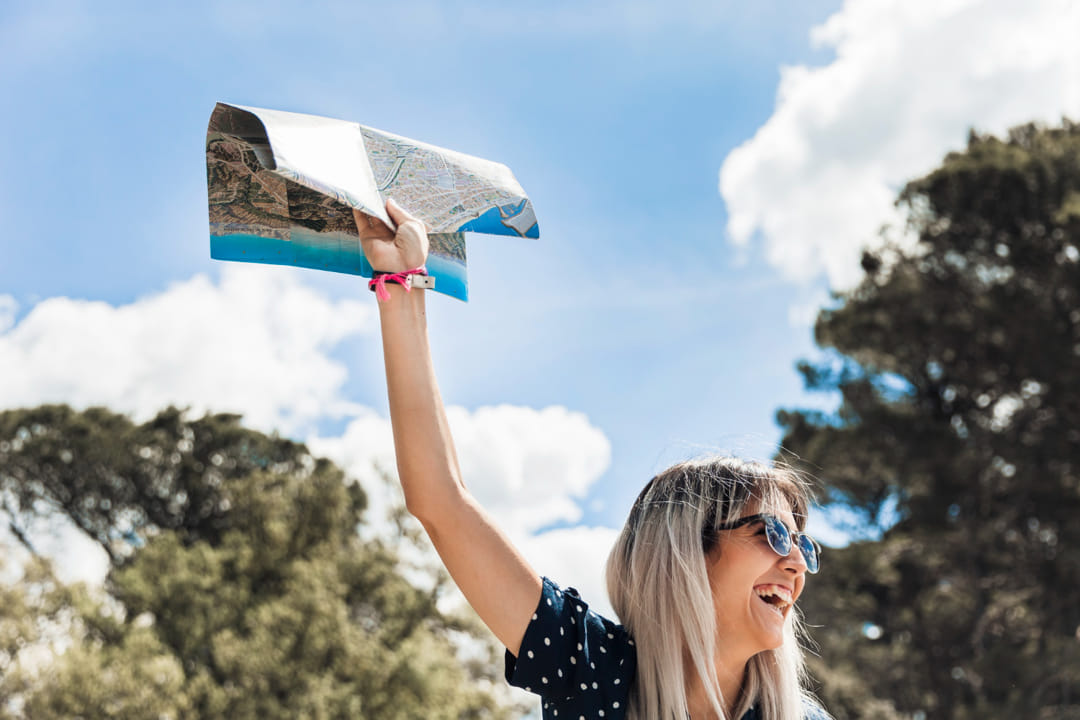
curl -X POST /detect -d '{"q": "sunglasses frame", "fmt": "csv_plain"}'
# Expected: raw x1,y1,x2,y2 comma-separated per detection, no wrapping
712,513,821,574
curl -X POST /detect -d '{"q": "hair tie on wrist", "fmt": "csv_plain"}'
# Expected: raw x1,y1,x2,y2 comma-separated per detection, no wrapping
368,267,434,302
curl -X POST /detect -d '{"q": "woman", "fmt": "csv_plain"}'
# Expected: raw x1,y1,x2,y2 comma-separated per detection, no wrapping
356,200,830,720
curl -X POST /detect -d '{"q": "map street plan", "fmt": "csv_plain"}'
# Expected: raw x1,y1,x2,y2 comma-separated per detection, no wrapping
206,102,540,300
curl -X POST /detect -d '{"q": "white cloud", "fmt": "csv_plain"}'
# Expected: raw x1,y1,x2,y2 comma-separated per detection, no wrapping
515,525,621,620
2,269,617,617
305,409,402,539
0,267,374,586
456,406,616,613
787,288,833,329
309,403,612,536
0,266,373,435
0,508,109,587
447,405,612,532
720,0,1080,289
310,404,618,619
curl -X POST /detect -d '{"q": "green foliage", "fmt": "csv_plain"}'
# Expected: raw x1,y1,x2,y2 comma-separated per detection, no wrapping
0,405,327,563
780,122,1080,719
0,406,513,720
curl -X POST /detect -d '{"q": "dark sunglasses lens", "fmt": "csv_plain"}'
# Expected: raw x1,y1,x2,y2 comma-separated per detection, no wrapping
764,517,792,556
764,516,820,573
799,535,820,573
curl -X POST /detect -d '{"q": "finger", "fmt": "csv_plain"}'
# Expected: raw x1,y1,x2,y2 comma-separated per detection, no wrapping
352,208,392,240
385,197,422,228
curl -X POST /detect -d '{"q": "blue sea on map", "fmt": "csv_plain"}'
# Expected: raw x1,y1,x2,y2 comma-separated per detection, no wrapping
456,202,539,238
424,254,467,299
211,231,468,300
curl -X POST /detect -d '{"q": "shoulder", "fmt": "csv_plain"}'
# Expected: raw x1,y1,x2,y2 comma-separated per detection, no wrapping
505,577,636,715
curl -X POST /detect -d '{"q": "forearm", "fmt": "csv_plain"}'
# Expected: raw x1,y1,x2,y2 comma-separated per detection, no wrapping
377,284,463,519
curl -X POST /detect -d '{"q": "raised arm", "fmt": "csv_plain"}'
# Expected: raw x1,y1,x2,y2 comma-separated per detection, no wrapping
356,200,542,656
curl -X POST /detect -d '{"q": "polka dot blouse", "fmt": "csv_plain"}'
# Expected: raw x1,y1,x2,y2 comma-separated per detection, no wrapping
504,577,832,720
504,577,636,720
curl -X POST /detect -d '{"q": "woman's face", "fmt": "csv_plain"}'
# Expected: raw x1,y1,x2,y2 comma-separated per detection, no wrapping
705,504,808,661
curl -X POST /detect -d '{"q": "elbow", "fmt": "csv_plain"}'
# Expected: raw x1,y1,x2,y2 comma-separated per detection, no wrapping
402,489,433,525
401,478,467,529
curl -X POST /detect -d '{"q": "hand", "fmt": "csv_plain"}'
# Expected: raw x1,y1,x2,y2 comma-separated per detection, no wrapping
353,198,430,273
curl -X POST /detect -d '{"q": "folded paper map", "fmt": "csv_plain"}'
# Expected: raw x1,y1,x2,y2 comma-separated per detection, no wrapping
205,102,540,300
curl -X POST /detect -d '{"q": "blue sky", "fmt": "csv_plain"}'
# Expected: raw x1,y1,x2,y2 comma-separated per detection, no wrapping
3,0,1077,608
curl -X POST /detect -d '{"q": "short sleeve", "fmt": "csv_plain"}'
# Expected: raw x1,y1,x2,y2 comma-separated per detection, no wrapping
505,577,636,719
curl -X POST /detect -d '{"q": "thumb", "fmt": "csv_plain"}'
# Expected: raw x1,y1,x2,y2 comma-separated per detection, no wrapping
385,197,420,227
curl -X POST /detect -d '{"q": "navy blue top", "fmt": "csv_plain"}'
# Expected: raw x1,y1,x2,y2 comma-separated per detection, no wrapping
505,577,830,720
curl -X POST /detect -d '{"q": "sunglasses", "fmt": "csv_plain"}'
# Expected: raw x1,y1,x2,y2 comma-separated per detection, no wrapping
714,513,821,574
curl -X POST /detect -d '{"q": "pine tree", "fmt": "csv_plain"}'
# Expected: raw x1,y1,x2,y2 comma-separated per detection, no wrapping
780,122,1080,720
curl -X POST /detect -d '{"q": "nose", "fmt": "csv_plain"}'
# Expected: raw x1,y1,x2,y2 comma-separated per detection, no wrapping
780,541,808,575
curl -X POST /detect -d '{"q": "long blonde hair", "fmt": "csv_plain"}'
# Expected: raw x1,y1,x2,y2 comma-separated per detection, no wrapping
605,457,816,720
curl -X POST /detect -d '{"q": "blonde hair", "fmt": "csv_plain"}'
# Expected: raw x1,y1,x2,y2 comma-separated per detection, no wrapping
605,457,816,720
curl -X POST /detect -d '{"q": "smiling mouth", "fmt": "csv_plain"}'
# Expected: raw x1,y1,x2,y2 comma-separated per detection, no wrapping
754,584,793,616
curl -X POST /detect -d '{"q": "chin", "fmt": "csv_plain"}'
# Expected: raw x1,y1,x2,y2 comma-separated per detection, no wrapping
754,624,787,652
755,634,784,653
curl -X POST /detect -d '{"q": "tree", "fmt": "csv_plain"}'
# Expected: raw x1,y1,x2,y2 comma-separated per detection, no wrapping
0,405,318,563
0,405,513,720
779,121,1080,719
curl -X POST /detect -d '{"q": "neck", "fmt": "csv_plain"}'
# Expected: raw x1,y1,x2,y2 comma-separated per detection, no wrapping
686,657,748,720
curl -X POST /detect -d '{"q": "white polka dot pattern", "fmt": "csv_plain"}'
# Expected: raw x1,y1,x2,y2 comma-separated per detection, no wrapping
504,577,636,720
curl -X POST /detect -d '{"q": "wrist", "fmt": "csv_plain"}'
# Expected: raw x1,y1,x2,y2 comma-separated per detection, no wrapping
371,263,417,274
368,267,433,302
376,280,427,318
370,253,427,275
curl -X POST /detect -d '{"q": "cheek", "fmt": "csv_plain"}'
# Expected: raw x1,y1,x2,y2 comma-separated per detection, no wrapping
706,546,767,595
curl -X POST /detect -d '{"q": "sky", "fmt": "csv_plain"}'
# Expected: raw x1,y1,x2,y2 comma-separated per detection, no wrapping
2,0,1079,619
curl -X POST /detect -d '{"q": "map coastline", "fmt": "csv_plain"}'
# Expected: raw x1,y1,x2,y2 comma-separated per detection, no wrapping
211,230,469,301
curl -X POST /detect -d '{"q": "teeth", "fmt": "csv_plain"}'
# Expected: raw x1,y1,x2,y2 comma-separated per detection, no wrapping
754,585,793,611
754,586,792,602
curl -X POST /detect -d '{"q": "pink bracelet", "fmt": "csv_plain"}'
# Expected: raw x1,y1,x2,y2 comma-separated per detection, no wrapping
368,267,431,302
